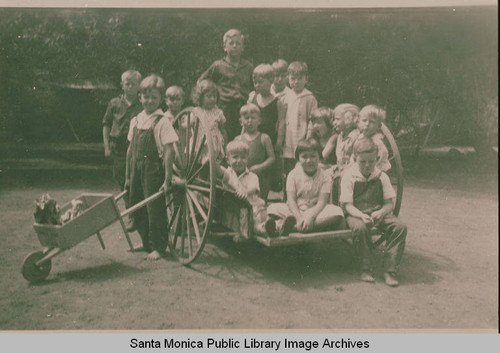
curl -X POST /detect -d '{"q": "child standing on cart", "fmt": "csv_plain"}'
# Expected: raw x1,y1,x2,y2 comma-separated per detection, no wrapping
340,137,407,286
125,74,178,260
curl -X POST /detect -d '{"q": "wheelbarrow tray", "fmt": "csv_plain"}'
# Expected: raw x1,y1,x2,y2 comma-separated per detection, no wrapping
33,193,121,250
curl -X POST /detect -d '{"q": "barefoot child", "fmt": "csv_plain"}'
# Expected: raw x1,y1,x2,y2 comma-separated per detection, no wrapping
340,137,407,286
198,29,253,141
163,85,185,124
125,74,178,260
102,70,142,230
235,103,275,200
267,138,344,236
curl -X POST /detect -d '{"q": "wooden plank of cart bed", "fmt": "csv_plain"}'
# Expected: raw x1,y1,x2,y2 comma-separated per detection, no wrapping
255,229,353,247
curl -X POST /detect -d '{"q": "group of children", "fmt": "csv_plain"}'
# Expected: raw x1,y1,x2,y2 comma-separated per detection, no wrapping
102,29,407,286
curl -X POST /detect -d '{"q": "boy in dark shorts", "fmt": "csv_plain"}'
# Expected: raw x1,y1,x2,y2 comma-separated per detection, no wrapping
340,137,407,286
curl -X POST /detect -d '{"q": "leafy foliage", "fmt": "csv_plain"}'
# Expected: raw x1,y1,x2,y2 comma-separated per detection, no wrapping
0,8,497,148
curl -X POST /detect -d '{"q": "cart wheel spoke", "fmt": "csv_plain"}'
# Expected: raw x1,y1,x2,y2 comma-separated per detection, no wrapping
173,143,186,172
187,134,206,178
169,204,182,249
187,184,211,194
186,193,202,245
186,118,200,176
186,190,208,223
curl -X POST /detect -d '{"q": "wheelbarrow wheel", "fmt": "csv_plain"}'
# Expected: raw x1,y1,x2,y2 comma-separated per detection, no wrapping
168,107,216,265
22,250,52,283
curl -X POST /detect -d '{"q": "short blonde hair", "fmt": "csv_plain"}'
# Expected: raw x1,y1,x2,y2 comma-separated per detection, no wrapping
223,29,244,45
239,103,261,118
288,61,308,77
253,64,274,81
121,70,141,83
332,103,360,126
165,85,185,99
226,139,249,156
359,105,386,125
353,136,378,156
272,59,288,74
139,74,165,94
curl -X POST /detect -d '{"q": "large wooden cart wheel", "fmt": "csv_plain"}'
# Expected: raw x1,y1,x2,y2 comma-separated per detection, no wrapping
167,107,216,265
380,123,404,216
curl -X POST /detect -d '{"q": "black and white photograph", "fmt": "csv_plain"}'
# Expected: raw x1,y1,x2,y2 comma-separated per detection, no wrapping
0,1,497,336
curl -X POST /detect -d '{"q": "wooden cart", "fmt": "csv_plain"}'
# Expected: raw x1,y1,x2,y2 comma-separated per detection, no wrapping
166,108,404,264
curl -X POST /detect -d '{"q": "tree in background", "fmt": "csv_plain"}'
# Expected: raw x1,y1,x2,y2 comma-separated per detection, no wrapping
0,8,496,154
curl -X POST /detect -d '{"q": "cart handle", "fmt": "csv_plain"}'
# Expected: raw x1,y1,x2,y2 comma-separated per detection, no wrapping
120,190,167,218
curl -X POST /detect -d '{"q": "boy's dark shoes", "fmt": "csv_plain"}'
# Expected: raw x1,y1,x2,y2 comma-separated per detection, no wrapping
265,219,278,238
360,272,376,283
280,216,296,237
384,272,399,287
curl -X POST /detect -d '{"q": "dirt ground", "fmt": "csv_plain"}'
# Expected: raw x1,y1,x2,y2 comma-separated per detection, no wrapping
0,149,497,330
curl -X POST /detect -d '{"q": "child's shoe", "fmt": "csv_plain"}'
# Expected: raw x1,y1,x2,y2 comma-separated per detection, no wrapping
360,271,376,283
264,219,278,238
279,216,296,237
383,272,399,287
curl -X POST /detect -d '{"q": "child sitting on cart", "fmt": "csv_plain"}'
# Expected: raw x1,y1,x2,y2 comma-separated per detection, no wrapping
125,74,178,260
220,140,273,240
340,137,407,286
267,138,344,236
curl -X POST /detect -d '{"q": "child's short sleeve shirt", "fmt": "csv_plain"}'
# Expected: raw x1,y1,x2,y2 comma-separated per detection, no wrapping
286,164,331,211
339,164,396,208
128,109,179,158
102,94,142,139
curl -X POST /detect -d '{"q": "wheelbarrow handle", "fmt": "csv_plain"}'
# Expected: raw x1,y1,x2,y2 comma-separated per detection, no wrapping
120,190,167,218
114,190,128,201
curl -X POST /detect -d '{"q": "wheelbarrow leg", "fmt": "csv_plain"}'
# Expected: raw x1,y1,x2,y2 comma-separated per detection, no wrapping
118,216,134,251
96,231,106,250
